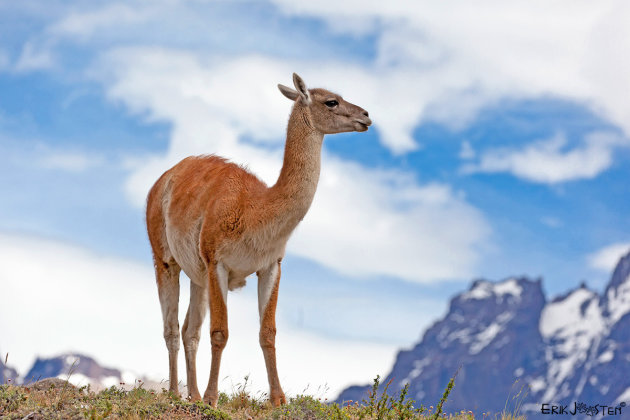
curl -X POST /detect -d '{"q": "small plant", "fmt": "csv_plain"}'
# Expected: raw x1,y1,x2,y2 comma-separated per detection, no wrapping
358,375,428,419
0,385,28,412
54,355,79,410
392,383,426,419
501,379,529,420
433,367,460,420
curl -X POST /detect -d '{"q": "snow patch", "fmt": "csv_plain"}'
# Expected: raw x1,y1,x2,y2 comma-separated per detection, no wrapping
121,371,137,384
467,310,514,355
462,278,522,301
615,387,630,405
403,357,431,384
57,372,123,390
540,288,601,338
598,350,614,364
497,311,514,323
102,375,121,388
59,372,90,387
494,279,523,298
469,322,502,354
65,355,80,367
445,328,472,346
539,288,606,401
529,377,546,393
463,282,492,300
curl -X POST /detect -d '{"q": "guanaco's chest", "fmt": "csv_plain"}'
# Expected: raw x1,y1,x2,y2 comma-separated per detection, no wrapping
166,216,289,291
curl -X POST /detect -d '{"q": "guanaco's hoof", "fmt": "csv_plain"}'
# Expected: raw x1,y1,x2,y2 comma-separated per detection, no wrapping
203,393,219,407
188,392,202,402
271,393,287,407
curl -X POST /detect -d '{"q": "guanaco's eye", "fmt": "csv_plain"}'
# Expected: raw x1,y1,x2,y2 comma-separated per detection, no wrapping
324,100,339,108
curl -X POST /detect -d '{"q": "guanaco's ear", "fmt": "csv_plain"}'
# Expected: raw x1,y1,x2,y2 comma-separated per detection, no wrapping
277,84,299,101
292,73,311,104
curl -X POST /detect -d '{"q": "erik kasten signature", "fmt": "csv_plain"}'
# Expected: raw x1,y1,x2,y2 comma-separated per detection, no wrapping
541,401,626,416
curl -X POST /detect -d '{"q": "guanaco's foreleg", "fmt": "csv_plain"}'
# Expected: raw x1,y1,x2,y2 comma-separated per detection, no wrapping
257,259,286,406
203,261,229,407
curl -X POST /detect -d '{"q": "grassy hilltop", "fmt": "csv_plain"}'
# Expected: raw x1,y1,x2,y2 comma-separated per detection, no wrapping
0,375,526,419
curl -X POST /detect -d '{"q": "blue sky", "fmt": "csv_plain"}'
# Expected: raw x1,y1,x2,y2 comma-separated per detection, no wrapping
1,0,630,397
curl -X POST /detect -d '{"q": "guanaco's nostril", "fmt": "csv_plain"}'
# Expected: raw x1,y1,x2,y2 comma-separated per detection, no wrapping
363,110,369,117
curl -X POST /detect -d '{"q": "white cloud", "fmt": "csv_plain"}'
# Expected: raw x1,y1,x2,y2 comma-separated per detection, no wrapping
271,0,630,150
0,232,397,397
461,132,627,184
17,0,630,280
15,0,630,158
295,160,487,281
94,49,489,283
588,242,630,272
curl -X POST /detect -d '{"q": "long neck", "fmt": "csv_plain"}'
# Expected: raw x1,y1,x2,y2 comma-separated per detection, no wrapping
266,104,324,229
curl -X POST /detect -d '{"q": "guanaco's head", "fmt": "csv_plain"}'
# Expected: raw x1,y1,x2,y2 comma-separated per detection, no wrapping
278,73,372,134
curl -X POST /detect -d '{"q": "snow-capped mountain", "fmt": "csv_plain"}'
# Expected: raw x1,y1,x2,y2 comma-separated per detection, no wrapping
337,252,630,419
20,353,138,389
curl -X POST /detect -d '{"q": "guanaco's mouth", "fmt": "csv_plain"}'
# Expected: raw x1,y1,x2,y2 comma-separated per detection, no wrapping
354,117,372,132
356,122,369,132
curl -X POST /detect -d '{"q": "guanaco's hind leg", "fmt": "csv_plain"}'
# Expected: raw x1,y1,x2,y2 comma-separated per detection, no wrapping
182,280,208,401
257,259,286,406
203,261,229,407
155,260,181,396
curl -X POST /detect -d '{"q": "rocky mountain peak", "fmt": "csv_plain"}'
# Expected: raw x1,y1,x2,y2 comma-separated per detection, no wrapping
449,277,545,331
23,353,128,388
338,254,630,418
608,251,630,292
602,250,630,323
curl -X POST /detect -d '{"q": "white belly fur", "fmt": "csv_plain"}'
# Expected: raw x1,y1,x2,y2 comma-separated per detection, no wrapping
165,221,286,292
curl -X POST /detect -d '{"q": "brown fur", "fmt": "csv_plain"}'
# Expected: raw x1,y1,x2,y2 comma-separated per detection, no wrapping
146,73,371,407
